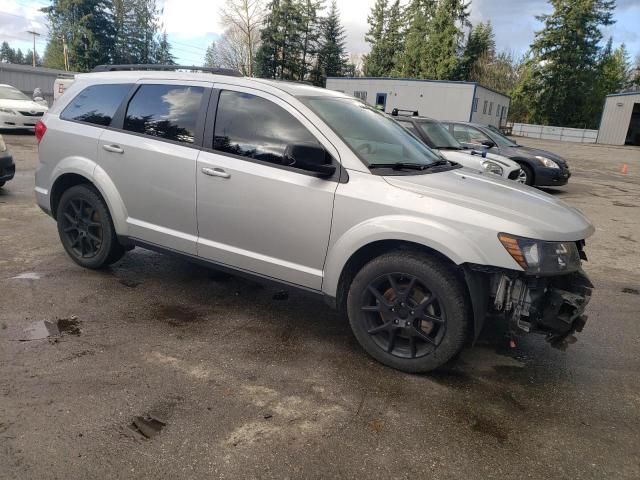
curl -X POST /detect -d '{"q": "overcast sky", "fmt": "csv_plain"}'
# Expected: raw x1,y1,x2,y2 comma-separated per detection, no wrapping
1,0,638,67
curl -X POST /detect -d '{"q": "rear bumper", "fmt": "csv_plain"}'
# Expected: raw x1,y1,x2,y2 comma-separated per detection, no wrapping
0,152,15,182
535,166,571,186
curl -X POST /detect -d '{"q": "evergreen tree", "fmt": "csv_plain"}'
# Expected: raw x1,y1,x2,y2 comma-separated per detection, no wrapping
204,41,220,68
523,0,616,128
15,49,25,65
455,21,495,80
0,42,16,63
43,37,67,69
384,0,404,75
420,0,469,80
299,0,324,80
397,0,435,77
154,32,175,64
316,1,348,85
255,1,280,78
362,0,387,76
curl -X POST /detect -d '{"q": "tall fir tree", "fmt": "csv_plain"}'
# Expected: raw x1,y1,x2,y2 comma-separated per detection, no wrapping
316,1,348,85
204,41,221,68
523,0,616,128
455,21,495,80
362,0,388,76
396,0,435,77
299,0,324,81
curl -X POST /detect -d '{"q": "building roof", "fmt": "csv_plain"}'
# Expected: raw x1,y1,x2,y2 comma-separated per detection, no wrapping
326,76,511,99
0,63,77,76
605,90,640,98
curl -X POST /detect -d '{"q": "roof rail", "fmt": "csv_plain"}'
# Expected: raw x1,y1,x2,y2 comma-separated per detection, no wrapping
91,64,243,77
391,108,419,117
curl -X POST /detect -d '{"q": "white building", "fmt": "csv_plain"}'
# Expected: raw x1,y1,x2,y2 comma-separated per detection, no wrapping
325,77,510,128
596,91,640,146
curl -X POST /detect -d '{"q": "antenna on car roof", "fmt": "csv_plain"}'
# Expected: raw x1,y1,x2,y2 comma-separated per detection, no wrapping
391,108,419,117
91,64,243,77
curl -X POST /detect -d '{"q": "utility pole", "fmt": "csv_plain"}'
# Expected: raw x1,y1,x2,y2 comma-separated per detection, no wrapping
62,37,69,71
26,30,41,67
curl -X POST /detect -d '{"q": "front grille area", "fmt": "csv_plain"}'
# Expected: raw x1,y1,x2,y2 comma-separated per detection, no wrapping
19,111,44,117
508,169,522,180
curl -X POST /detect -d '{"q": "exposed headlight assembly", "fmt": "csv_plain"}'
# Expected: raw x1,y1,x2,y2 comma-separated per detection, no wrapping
535,155,559,169
498,233,582,275
0,107,17,115
482,160,503,176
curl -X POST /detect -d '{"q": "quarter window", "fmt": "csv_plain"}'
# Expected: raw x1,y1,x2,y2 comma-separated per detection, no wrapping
123,84,204,144
61,83,132,126
213,90,320,166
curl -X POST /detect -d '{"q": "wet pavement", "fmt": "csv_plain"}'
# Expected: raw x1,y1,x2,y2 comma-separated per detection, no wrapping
0,133,639,479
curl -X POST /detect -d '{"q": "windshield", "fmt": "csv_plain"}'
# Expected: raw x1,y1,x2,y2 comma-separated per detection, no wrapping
485,124,519,147
416,121,462,149
301,97,442,167
0,86,31,101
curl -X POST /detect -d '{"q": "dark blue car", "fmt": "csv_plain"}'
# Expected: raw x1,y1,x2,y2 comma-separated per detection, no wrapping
440,121,571,187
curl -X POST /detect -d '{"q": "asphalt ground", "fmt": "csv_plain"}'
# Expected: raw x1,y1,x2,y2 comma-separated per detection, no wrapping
1,132,639,479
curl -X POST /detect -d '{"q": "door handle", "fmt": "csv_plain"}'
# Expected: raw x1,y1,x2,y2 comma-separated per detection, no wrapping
202,167,231,179
102,144,124,154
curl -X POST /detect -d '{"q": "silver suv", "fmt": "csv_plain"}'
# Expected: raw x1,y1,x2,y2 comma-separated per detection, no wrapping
34,66,594,372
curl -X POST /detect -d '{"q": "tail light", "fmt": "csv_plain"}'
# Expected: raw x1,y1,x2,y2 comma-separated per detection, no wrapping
35,121,47,144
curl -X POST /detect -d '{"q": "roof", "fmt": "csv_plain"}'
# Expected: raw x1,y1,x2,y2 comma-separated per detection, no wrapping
74,70,347,99
605,90,640,98
326,76,511,100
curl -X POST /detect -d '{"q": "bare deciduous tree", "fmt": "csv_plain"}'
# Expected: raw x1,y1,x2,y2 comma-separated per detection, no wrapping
217,25,260,76
220,0,264,76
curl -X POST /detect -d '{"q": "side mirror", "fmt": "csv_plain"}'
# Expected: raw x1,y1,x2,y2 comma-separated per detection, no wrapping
284,143,336,177
481,140,495,148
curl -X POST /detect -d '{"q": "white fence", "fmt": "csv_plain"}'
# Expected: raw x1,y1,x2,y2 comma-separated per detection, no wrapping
509,123,598,143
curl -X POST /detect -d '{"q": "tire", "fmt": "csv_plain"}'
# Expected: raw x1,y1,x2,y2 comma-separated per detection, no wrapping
0,181,5,188
57,184,125,269
519,164,534,186
347,251,469,373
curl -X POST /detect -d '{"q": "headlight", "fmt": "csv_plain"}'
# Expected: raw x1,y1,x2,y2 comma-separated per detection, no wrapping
0,136,5,152
535,156,559,169
498,233,581,274
482,160,503,176
0,107,17,115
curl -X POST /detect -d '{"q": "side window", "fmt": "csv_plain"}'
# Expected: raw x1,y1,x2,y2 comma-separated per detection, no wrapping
60,83,132,126
483,100,488,114
213,90,321,166
452,125,471,142
488,102,493,116
123,84,205,144
353,91,367,102
472,97,478,112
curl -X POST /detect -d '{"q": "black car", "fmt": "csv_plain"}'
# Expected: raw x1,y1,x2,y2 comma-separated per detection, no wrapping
0,135,15,188
440,121,571,187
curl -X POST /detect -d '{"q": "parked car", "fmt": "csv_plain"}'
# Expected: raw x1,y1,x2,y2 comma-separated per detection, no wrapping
34,66,594,373
391,110,525,183
0,134,15,188
0,84,48,130
440,121,571,187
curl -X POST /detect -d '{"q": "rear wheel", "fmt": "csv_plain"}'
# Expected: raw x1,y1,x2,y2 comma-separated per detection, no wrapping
347,251,469,373
57,184,125,269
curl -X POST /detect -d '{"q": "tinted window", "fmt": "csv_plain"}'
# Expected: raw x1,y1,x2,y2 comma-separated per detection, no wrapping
61,84,132,126
396,119,421,138
452,124,490,144
124,85,204,144
214,90,320,166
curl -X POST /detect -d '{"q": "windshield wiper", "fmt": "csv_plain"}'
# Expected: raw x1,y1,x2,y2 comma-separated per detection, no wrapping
369,162,431,170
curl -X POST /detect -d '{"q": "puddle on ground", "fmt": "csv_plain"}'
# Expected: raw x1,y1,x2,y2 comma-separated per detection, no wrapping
20,317,81,341
471,416,508,444
119,278,141,288
129,415,166,439
622,287,639,295
11,272,43,280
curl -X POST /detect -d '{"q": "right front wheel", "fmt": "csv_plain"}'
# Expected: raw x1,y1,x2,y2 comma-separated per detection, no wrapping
347,251,469,373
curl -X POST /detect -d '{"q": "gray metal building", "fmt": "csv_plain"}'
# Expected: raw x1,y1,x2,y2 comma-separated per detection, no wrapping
325,77,511,128
0,63,76,106
596,91,640,146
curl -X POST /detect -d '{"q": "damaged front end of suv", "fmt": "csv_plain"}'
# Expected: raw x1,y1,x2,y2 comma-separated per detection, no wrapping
468,235,593,350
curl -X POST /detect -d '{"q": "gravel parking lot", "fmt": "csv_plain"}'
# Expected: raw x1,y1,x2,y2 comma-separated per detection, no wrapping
1,133,639,479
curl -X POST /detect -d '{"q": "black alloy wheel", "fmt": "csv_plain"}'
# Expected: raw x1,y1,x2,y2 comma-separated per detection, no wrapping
57,184,125,269
361,273,446,359
347,251,469,373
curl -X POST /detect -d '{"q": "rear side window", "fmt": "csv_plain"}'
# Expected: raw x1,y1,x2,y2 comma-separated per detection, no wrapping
213,90,320,165
124,84,205,144
61,84,132,126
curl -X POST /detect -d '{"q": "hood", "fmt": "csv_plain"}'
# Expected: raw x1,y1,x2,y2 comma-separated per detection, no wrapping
499,144,568,167
438,150,483,171
0,98,49,112
384,168,594,241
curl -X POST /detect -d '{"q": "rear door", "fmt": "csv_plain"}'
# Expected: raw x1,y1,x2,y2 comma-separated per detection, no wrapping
98,80,211,254
195,87,341,290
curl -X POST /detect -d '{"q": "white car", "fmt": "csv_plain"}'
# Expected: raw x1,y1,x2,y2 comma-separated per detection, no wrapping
0,84,48,130
392,112,526,183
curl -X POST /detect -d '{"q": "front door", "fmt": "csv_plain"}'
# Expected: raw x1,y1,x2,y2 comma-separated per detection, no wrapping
98,81,210,254
196,87,340,289
376,93,387,111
